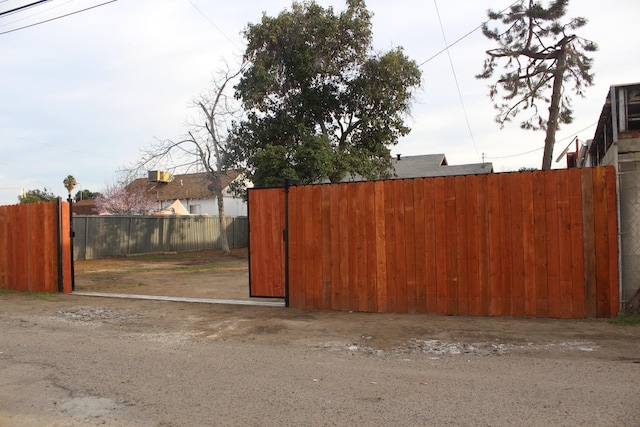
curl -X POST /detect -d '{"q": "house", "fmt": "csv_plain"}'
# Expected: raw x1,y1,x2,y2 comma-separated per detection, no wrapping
338,153,493,182
71,199,98,215
133,170,249,216
577,82,640,312
390,153,493,178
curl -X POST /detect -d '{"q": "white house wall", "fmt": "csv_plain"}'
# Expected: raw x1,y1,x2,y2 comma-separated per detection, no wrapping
159,197,247,216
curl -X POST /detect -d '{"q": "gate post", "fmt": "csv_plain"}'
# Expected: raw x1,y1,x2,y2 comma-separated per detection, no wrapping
283,179,298,308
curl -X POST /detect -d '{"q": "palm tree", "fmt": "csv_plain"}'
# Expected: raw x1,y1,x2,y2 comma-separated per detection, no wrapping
63,175,77,200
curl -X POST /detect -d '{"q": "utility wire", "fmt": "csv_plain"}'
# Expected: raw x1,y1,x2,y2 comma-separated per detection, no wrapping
418,0,522,68
0,0,76,28
187,0,242,51
0,0,52,17
0,0,117,36
484,122,597,159
433,0,480,162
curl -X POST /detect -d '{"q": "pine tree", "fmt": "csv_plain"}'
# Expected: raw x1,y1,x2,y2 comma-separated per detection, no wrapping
477,0,597,169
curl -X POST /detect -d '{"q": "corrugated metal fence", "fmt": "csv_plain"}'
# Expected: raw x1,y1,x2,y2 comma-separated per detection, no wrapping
73,215,248,260
248,167,619,318
0,200,73,293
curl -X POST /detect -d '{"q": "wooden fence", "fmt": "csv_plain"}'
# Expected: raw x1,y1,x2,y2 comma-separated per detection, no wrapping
0,200,72,293
248,167,619,318
73,215,248,260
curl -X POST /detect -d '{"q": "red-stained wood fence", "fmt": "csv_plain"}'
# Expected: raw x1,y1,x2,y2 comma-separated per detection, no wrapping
248,167,619,318
0,200,73,293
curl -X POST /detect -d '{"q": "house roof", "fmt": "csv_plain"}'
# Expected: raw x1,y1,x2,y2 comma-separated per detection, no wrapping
340,154,493,182
131,171,242,202
72,199,98,215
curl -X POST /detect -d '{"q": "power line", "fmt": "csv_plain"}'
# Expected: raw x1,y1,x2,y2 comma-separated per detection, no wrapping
433,0,480,162
418,0,522,68
484,122,597,160
186,0,242,51
0,0,118,36
0,0,52,18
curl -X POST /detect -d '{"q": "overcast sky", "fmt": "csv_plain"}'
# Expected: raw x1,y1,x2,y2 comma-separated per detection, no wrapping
0,0,638,205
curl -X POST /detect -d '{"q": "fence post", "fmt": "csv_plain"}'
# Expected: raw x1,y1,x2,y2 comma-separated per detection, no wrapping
67,196,75,291
56,198,64,292
283,179,299,308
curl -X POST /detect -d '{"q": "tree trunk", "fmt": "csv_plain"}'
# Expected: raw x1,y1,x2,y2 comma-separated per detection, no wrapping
214,178,230,254
542,42,568,170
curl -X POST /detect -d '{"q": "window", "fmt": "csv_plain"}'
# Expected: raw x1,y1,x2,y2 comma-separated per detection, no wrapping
189,204,201,215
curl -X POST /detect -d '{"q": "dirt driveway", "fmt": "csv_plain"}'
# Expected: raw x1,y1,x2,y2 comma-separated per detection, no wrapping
73,248,264,301
1,250,639,426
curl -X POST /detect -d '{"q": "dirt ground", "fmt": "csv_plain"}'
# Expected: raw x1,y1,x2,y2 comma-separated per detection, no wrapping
73,248,263,301
1,249,640,426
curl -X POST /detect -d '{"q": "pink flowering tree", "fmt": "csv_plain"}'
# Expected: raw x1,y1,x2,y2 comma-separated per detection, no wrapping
95,180,156,215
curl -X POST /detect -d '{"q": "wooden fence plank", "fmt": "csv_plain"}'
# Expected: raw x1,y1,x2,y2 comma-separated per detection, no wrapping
355,183,368,312
311,185,323,310
487,174,502,316
403,180,418,314
455,175,469,316
444,177,458,315
413,178,427,314
498,173,513,316
465,175,481,316
592,167,611,317
423,178,438,314
330,184,342,311
338,184,351,311
383,180,396,313
434,177,448,315
289,187,303,308
520,172,537,317
476,175,491,316
581,168,597,317
394,180,408,314
557,170,574,318
509,173,525,317
373,181,386,313
321,185,332,310
533,172,549,317
545,172,562,318
364,182,378,313
32,203,44,291
569,168,586,318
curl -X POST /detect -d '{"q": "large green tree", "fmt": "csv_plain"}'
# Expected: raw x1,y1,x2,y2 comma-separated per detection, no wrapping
74,189,101,202
18,188,57,204
477,0,596,170
231,0,422,186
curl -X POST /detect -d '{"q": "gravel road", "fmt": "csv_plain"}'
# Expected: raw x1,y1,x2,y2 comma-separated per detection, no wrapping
1,293,639,426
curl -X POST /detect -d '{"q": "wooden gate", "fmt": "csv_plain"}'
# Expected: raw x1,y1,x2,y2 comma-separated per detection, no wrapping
248,187,286,298
0,200,73,293
248,167,619,318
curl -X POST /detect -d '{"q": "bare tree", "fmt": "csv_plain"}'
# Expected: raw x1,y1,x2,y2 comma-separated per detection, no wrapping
126,61,245,254
477,0,597,170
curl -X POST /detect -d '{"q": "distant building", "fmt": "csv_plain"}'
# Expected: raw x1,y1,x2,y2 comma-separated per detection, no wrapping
337,153,493,183
131,170,249,216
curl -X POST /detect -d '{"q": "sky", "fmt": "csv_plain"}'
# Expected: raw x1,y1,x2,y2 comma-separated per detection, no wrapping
1,0,638,205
